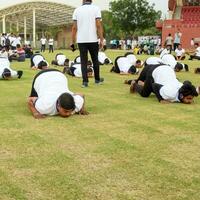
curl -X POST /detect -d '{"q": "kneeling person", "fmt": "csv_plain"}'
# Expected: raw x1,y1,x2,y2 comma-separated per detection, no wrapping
130,64,198,104
28,69,88,119
64,61,94,78
110,56,139,75
0,57,23,79
30,54,49,70
98,51,112,65
51,53,69,66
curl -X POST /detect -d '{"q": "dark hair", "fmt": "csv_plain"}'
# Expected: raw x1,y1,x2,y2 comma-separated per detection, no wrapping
16,44,21,48
58,93,75,110
64,59,69,66
51,60,57,65
87,67,93,73
104,58,110,64
194,67,200,74
38,61,48,69
136,59,141,64
2,68,11,79
178,81,198,101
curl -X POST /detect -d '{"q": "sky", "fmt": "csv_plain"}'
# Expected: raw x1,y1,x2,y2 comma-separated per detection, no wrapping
0,0,168,15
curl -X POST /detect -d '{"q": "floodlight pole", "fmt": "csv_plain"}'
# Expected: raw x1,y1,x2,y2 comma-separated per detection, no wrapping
33,8,36,48
24,16,27,43
2,15,6,33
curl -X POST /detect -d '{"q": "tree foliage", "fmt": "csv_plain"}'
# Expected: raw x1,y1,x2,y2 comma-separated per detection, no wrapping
110,0,161,36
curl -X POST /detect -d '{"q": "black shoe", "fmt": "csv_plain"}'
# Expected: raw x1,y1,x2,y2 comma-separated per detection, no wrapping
81,82,88,88
95,78,104,85
185,64,189,72
110,66,115,72
17,71,23,79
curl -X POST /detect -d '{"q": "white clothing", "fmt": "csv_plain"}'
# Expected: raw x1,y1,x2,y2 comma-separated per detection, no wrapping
98,52,112,64
145,57,163,65
175,48,185,57
71,63,82,77
162,54,177,69
125,54,137,66
0,58,18,79
117,57,132,73
195,47,200,57
160,48,170,58
56,54,66,66
48,39,54,46
40,38,47,45
72,3,101,43
32,55,48,67
152,65,183,102
34,71,84,115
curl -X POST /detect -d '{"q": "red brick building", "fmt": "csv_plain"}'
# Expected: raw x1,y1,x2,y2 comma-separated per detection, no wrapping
156,0,200,48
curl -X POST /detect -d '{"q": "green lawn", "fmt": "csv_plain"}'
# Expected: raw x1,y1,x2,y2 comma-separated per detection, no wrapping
1,50,200,200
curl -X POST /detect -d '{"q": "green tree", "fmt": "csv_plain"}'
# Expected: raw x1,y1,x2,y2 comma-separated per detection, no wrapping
110,0,161,35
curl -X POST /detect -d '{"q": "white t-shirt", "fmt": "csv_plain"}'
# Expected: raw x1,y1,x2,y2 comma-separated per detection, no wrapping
32,55,45,67
98,52,111,64
175,48,185,57
162,54,177,69
160,48,170,58
75,56,81,63
72,3,101,43
40,38,46,45
117,57,132,73
34,71,84,115
0,57,17,78
48,39,54,45
152,65,183,102
146,57,163,65
125,54,137,66
71,63,82,77
12,37,21,47
56,54,66,66
196,47,200,56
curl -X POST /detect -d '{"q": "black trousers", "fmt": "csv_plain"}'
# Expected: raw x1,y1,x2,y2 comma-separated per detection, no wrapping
49,45,54,53
135,65,161,97
78,42,100,83
41,45,46,52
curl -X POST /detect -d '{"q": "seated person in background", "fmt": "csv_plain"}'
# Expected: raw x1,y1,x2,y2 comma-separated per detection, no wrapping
188,43,200,60
0,57,23,79
30,53,49,70
110,56,139,75
162,54,189,72
27,69,88,119
23,44,33,58
155,45,164,55
0,46,13,59
129,64,198,104
98,51,112,65
160,44,171,58
124,52,143,68
175,44,186,60
64,61,94,78
51,53,69,66
9,44,25,62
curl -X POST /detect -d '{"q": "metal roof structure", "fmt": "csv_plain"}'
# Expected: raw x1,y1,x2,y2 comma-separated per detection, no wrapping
0,1,75,29
0,1,75,47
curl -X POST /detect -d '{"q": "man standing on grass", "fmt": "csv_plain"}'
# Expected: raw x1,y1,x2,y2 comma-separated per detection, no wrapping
71,0,104,87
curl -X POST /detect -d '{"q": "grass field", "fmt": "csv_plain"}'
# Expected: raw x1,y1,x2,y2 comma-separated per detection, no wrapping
1,49,200,200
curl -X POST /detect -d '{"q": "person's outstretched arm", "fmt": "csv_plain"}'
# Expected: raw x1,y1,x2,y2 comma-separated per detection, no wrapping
27,97,45,119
